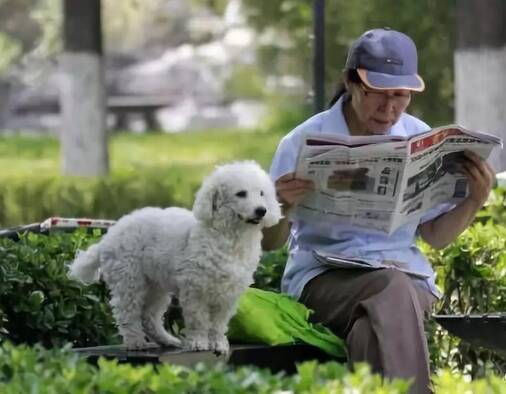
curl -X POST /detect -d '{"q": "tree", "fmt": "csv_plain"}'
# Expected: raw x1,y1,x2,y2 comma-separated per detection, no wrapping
60,0,109,176
455,0,506,172
241,0,455,126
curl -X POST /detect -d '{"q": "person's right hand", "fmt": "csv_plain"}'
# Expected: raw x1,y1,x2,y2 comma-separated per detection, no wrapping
275,172,315,212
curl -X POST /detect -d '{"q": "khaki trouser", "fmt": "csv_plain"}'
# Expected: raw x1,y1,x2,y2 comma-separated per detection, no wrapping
300,268,436,394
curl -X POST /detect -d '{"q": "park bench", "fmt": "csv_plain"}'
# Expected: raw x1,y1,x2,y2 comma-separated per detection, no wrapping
107,95,174,131
12,95,174,132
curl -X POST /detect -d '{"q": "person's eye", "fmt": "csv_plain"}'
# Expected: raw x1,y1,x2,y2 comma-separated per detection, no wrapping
236,190,247,198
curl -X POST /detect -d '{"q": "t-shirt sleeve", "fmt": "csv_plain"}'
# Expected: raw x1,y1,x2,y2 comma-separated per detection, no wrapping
269,133,302,181
419,202,456,224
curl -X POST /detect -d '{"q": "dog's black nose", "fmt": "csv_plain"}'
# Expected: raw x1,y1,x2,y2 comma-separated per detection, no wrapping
255,207,267,218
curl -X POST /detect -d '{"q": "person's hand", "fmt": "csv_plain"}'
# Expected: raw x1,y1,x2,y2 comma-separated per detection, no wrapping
275,172,315,212
462,150,495,207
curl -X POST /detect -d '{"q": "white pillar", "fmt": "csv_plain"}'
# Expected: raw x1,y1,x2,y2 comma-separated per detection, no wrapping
59,53,109,175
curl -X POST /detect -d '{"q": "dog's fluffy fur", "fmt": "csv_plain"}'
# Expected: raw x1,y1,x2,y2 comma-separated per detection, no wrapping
68,161,281,352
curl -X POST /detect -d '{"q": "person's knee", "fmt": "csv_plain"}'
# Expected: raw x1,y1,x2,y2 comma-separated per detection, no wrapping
370,268,414,293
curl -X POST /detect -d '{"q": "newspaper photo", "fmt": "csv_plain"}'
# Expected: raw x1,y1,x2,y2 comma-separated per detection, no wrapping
295,125,503,234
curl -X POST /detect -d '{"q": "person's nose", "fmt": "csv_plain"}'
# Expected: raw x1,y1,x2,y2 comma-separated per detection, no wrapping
379,96,396,113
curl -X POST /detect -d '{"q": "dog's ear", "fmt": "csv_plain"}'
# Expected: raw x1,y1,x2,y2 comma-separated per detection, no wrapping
193,177,221,222
263,176,283,228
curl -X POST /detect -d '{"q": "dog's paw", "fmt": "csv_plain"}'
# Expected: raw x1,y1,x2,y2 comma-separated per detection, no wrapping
184,335,209,351
209,336,230,355
157,335,183,348
123,337,150,350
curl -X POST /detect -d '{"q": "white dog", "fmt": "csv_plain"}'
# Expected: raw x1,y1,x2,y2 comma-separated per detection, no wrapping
68,161,281,353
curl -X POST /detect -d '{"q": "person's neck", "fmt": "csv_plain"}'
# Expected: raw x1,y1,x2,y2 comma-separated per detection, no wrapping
343,99,368,136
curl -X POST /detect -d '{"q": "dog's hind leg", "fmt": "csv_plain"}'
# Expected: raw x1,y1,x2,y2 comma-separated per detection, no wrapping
142,288,182,348
105,263,149,349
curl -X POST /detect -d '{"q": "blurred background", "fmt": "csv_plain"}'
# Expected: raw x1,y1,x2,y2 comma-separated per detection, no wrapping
0,0,458,136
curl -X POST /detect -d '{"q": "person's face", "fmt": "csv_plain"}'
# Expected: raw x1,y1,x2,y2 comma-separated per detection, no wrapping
348,82,412,134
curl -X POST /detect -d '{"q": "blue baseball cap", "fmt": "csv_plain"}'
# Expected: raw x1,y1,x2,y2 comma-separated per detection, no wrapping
345,28,425,92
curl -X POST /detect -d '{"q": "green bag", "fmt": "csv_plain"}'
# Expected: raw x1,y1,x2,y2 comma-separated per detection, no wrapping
227,287,347,358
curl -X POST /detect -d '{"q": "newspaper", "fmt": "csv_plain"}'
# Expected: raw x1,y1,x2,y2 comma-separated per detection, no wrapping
312,250,430,280
295,124,503,234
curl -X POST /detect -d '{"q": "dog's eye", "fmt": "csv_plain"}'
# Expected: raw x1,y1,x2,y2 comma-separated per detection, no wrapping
260,191,264,196
235,190,247,198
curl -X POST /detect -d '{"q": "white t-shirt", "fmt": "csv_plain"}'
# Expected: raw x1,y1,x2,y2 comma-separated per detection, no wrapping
270,96,453,299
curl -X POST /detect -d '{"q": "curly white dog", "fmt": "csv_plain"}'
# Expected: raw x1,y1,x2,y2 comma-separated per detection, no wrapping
69,161,281,353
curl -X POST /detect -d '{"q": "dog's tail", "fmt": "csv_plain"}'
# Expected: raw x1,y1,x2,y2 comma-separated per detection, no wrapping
68,243,101,284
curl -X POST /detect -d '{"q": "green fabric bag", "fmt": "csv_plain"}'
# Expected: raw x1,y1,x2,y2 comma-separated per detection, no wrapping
227,287,347,358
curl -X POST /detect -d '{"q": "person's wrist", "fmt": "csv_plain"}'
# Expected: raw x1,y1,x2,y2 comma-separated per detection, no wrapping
281,201,293,215
466,194,487,210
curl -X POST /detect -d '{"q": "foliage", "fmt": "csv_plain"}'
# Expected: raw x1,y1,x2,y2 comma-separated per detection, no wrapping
420,221,506,378
475,187,506,226
0,230,119,347
253,247,287,292
0,33,21,75
0,342,409,393
242,0,456,126
0,342,504,393
224,64,266,101
0,131,279,226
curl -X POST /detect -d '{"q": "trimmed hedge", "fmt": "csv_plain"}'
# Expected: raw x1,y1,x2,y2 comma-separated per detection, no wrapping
0,230,119,347
0,170,194,227
0,342,504,393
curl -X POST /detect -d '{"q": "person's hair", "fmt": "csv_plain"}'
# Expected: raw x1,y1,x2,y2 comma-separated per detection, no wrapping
328,69,362,108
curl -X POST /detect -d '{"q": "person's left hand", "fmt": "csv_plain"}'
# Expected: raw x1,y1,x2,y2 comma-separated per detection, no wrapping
462,150,495,207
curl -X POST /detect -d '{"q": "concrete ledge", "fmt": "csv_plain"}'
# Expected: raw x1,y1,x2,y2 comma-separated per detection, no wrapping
73,343,342,373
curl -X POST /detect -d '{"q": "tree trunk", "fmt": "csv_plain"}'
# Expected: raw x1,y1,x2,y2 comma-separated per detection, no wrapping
455,0,506,172
60,0,109,176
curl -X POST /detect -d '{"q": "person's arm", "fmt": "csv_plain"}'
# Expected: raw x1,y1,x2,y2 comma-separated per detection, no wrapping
419,150,495,249
262,173,314,251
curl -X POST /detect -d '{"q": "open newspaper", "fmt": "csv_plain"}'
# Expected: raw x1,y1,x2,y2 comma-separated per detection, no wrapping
295,124,503,234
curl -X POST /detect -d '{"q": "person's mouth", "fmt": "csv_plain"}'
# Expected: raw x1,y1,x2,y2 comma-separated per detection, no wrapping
372,118,391,125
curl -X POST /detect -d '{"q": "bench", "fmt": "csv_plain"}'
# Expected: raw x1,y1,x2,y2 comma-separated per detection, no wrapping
107,96,174,131
73,343,339,373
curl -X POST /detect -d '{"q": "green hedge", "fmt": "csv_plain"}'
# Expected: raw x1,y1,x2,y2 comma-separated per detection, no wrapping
0,170,195,227
2,342,505,394
420,221,506,378
0,231,119,347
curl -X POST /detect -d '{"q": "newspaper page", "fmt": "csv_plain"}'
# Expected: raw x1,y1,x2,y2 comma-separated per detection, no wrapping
312,250,430,279
392,125,502,230
294,125,502,234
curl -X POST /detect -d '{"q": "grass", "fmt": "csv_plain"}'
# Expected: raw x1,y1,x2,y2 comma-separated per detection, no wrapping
0,129,282,180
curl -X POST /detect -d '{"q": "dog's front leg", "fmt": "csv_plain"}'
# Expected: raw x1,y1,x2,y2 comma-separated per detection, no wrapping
179,288,211,351
207,298,239,355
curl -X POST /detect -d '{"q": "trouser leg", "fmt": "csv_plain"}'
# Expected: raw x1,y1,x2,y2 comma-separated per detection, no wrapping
300,268,436,394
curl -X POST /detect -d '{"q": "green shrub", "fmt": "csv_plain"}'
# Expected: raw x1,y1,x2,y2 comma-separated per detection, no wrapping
0,342,504,393
252,247,287,292
421,221,506,377
0,231,119,347
476,187,506,226
0,170,192,227
0,342,413,393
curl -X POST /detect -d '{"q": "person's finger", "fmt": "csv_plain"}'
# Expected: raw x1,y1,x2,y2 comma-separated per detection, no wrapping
462,162,481,183
276,172,296,182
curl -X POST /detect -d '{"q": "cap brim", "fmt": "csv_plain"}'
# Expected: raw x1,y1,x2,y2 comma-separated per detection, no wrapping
357,68,425,92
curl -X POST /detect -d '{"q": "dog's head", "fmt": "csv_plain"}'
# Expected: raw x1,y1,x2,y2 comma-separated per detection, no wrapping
193,161,282,229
